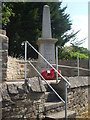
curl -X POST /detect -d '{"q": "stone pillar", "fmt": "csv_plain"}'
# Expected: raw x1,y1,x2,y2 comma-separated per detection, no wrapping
0,30,8,82
37,5,57,72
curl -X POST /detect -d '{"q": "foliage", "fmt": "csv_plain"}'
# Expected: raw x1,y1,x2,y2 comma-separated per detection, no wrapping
59,46,90,60
2,2,77,58
70,52,89,60
2,3,15,28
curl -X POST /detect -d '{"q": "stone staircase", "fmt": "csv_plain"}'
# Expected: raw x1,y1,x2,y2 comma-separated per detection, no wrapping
43,80,76,120
6,78,76,119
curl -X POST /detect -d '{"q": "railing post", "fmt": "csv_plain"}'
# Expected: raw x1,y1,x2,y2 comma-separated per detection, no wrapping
65,82,67,120
56,46,58,83
77,54,79,77
25,41,27,80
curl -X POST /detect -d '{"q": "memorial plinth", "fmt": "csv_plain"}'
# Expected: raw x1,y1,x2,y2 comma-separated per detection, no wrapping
37,5,57,72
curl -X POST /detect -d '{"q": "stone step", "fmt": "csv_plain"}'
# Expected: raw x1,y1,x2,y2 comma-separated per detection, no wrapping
45,92,60,102
45,110,76,119
44,102,64,115
42,80,60,84
6,79,25,84
42,80,60,92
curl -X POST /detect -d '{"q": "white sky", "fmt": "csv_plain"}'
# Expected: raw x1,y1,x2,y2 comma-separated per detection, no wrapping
61,0,89,49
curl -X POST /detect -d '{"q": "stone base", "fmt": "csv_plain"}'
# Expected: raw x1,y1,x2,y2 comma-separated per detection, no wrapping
37,38,57,73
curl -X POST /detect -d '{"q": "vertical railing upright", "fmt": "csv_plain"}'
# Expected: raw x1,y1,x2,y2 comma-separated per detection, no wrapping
65,82,67,120
56,45,67,119
25,41,27,80
77,54,79,77
56,46,58,83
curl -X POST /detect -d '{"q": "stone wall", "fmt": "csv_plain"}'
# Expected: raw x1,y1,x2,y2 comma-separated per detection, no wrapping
59,60,89,77
1,77,89,119
0,30,8,82
7,56,38,80
0,30,8,120
1,77,46,119
68,86,88,116
7,57,89,80
50,77,88,117
67,77,88,116
7,57,25,80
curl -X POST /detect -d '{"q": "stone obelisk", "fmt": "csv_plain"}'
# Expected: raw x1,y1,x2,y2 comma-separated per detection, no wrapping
37,5,57,72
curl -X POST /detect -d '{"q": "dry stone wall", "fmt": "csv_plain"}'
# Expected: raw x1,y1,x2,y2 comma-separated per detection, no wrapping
1,77,46,119
7,58,89,80
7,57,25,80
67,77,88,116
50,77,88,117
50,84,88,117
68,86,88,116
59,60,89,77
1,77,89,119
7,57,38,80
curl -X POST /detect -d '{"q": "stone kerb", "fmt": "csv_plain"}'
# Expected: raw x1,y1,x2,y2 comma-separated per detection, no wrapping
0,30,8,82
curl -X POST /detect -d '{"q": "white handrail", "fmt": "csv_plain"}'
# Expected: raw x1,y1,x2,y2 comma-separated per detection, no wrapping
27,61,65,103
23,41,68,119
52,64,90,71
26,41,71,86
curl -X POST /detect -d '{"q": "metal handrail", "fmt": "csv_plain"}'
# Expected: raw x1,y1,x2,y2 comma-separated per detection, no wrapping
26,41,71,86
27,60,65,103
52,64,90,71
23,40,71,119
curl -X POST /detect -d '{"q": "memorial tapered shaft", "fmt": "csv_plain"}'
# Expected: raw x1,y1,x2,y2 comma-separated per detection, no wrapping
42,5,52,38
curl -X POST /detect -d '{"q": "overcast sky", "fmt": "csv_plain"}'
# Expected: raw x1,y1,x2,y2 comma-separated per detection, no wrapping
61,0,88,49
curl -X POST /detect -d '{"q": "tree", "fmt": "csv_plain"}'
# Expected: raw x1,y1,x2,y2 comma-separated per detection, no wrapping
2,3,15,29
59,46,90,60
2,2,76,58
